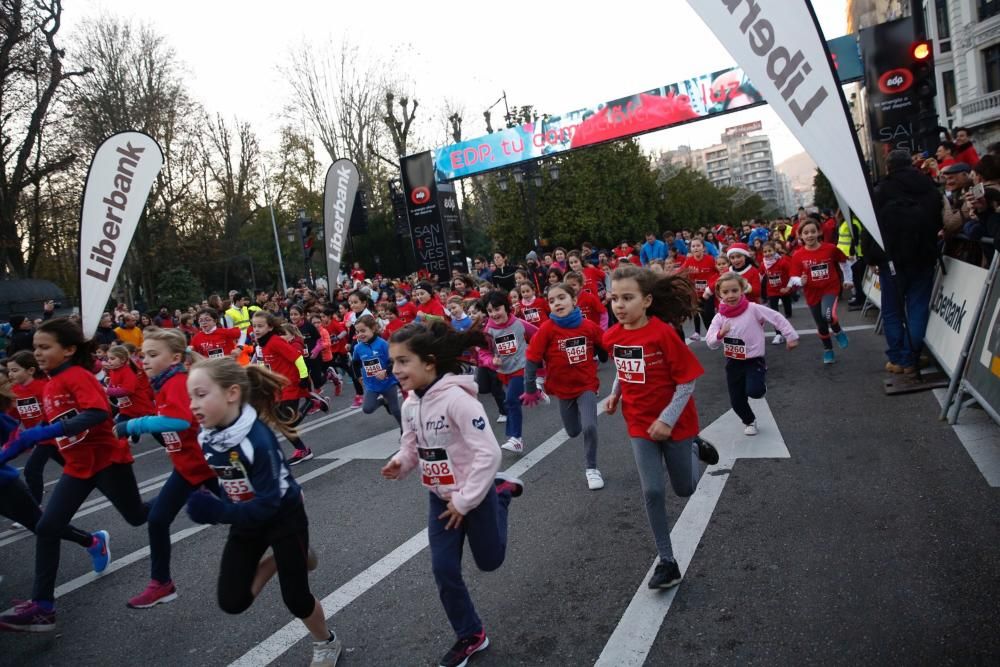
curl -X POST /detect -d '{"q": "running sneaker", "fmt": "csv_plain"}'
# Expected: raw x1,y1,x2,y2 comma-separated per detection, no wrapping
835,330,849,349
494,472,524,497
350,395,363,408
495,414,507,423
127,580,178,609
500,437,523,454
311,633,342,667
539,391,551,405
694,436,720,465
305,400,322,417
648,560,682,589
332,375,343,397
439,629,489,667
0,600,55,632
771,334,784,345
9,522,23,530
88,530,111,573
585,468,605,490
823,350,836,365
688,332,701,342
744,422,758,436
310,392,330,413
288,448,314,465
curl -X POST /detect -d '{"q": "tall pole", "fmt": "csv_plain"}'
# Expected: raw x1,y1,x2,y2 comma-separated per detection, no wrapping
266,196,288,295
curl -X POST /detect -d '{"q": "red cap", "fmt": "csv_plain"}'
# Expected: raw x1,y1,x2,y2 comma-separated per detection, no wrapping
726,242,752,258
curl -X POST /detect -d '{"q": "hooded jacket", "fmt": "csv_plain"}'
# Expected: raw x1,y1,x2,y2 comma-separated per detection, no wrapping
866,166,943,268
390,374,501,515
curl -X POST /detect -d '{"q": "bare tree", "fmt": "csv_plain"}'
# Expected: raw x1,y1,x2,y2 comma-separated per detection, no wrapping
0,0,90,277
383,91,418,157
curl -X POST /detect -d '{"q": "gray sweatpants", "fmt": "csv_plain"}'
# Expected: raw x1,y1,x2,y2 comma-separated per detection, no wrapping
559,392,599,469
362,387,402,426
630,437,699,563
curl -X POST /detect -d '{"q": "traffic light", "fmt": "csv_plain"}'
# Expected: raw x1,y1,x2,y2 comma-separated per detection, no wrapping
910,40,935,101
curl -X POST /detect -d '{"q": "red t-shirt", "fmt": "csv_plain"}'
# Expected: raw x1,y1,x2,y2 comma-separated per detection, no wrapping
821,217,839,244
603,317,703,440
260,333,307,401
42,365,117,479
526,319,604,399
516,297,550,326
155,372,215,485
191,327,241,359
381,318,405,340
763,257,792,295
582,265,606,297
416,298,448,322
790,243,847,305
681,255,717,296
734,265,763,303
575,290,604,325
351,269,366,283
107,365,156,418
325,319,348,355
397,301,418,325
12,378,48,430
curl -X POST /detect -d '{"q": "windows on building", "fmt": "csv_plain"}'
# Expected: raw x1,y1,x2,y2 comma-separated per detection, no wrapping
936,0,951,53
984,43,1000,92
941,69,957,115
979,0,1000,22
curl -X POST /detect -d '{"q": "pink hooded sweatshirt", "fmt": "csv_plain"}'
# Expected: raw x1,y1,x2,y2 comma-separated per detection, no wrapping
706,302,798,360
390,373,501,515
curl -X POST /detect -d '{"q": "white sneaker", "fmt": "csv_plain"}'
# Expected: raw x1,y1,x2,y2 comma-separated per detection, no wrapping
496,414,508,423
540,390,551,405
500,437,524,454
585,468,605,490
744,422,758,436
771,334,784,345
311,634,342,667
10,522,23,530
688,332,701,342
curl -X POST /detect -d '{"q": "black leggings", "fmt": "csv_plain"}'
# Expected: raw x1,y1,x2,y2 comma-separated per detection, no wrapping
276,400,308,452
475,366,507,416
33,463,148,601
0,477,91,547
23,444,65,504
217,502,315,619
330,353,362,396
692,297,716,335
768,294,793,318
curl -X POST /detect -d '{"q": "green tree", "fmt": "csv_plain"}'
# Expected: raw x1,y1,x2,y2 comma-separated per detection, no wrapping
154,266,204,311
813,168,837,211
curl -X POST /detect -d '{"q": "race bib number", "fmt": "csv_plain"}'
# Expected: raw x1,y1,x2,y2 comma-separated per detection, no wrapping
116,395,132,409
162,431,182,453
560,336,588,364
695,280,708,292
418,447,456,487
52,408,88,451
495,333,518,356
212,464,255,503
363,357,384,377
809,263,830,281
16,397,42,421
207,347,224,359
723,337,748,360
768,274,782,287
613,345,646,383
523,308,540,323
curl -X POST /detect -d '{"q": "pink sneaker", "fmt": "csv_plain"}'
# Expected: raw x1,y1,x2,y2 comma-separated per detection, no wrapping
351,395,363,408
127,580,178,609
288,448,314,465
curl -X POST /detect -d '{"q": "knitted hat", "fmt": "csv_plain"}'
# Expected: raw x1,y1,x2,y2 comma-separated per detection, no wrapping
415,281,434,294
726,242,753,258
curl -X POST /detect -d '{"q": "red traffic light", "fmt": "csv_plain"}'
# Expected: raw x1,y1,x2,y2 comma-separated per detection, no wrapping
912,41,932,61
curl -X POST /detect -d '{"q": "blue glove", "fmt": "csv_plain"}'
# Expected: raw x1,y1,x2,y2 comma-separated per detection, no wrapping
186,489,225,524
16,422,65,447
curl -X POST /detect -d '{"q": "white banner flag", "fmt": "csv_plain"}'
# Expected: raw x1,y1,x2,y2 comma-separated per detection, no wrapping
687,0,882,249
78,131,164,338
323,159,360,286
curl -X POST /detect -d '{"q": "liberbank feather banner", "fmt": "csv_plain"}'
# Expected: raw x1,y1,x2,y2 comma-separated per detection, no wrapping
79,131,164,338
323,158,360,285
686,0,882,249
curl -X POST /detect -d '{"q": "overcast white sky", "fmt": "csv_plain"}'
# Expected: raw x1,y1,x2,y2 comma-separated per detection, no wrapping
65,0,848,166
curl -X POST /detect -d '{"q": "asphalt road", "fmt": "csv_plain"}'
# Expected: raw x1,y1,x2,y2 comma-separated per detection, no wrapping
2,305,998,666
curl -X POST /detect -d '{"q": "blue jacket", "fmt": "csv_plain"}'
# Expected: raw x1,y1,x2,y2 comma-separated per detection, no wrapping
354,336,397,393
0,413,20,487
640,240,667,264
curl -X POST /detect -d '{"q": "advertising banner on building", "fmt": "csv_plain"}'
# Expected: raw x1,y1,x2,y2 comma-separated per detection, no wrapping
79,131,164,338
400,152,452,283
432,34,862,183
859,17,918,153
686,0,883,250
323,159,360,285
925,256,990,378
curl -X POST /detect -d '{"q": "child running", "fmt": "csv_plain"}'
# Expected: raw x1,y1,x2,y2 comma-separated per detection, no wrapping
725,243,763,303
706,272,799,436
115,327,221,609
183,357,341,667
382,321,523,667
603,266,717,590
680,238,717,342
0,318,146,632
762,241,794,344
787,217,852,364
353,315,402,426
251,312,314,464
523,282,607,490
190,308,243,359
106,345,156,437
6,350,59,504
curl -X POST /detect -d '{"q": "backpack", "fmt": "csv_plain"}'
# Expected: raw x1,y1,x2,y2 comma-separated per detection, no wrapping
876,194,940,270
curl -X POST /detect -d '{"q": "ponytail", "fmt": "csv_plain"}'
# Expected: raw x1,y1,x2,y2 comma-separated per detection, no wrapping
389,321,487,376
190,357,298,441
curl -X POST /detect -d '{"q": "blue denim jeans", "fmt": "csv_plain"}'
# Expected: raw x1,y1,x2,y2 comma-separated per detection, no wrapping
503,375,524,439
878,263,935,367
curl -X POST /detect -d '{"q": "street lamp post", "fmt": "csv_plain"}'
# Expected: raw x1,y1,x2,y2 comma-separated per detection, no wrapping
496,160,559,254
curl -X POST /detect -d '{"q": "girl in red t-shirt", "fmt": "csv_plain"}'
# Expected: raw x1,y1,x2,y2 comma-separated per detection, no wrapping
564,271,605,328
787,218,852,364
523,283,607,490
725,243,763,303
762,241,794,344
515,281,550,327
251,312,313,463
6,350,59,504
603,266,718,590
680,238,718,342
191,308,242,360
0,318,148,631
106,345,156,437
115,327,219,610
413,282,449,323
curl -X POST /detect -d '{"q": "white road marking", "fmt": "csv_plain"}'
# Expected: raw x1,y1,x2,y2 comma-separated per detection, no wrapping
595,398,789,666
935,389,1000,487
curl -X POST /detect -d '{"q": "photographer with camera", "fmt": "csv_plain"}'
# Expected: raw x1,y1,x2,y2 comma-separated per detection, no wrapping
961,154,1000,266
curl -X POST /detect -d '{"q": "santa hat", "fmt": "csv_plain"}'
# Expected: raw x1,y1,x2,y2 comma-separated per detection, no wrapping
726,243,753,258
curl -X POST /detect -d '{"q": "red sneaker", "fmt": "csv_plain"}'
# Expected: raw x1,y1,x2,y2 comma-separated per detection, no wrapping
351,395,363,408
439,629,489,667
127,580,178,609
288,448,314,466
